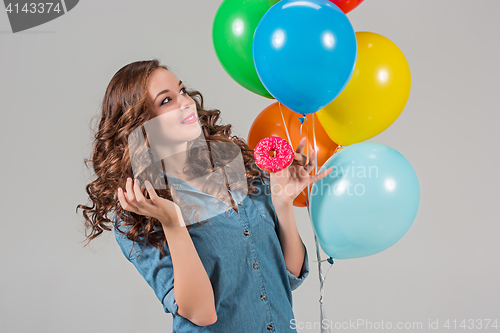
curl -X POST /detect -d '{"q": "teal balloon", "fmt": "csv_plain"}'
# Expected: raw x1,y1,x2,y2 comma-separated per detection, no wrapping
310,142,420,259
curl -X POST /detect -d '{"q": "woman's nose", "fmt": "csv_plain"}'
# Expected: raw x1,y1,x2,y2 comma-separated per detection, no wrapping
178,93,192,108
180,98,194,110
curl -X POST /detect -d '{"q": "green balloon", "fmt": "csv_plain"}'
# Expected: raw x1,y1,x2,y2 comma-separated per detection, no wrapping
212,0,280,99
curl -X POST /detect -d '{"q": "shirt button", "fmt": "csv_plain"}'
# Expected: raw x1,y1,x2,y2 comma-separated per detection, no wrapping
253,263,258,269
260,294,266,300
243,230,249,236
238,201,243,206
267,324,273,330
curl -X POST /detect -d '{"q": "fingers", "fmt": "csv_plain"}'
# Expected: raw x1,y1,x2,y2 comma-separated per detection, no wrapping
144,180,159,204
316,167,333,181
307,167,333,186
119,178,153,212
133,179,150,206
295,136,307,155
125,177,136,203
304,149,316,173
293,152,308,167
117,187,138,212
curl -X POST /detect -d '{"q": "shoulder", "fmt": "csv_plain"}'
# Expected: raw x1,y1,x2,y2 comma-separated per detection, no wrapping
112,212,132,239
112,213,135,256
112,213,152,260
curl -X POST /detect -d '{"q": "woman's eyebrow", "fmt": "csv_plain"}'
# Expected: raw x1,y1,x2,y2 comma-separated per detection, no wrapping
153,80,183,103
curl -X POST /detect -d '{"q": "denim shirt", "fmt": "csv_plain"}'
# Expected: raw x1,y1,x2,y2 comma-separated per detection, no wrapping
113,172,309,332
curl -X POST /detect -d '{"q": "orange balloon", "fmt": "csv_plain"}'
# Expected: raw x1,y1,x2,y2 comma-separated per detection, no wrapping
248,102,339,207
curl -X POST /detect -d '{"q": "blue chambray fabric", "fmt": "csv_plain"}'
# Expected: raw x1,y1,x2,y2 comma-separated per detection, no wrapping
113,171,309,332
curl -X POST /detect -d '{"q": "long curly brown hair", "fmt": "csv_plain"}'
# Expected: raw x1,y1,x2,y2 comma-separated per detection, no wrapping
76,59,269,257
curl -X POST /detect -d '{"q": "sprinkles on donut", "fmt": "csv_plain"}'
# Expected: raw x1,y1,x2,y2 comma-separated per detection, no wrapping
254,136,294,173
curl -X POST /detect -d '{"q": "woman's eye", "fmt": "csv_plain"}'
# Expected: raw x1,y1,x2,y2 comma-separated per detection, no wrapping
160,97,170,106
160,87,187,106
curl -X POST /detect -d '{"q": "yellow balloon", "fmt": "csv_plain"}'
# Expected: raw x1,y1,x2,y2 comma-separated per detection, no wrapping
317,31,411,146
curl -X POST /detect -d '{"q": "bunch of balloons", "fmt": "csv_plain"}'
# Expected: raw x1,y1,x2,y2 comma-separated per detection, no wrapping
213,0,420,260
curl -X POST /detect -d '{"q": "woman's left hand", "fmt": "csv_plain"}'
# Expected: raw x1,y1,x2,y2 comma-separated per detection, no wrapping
269,137,333,206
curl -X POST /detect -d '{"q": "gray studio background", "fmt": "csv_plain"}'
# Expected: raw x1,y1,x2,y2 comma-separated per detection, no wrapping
1,0,498,332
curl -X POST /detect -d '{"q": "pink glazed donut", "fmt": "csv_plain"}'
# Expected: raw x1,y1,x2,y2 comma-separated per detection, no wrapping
254,136,294,173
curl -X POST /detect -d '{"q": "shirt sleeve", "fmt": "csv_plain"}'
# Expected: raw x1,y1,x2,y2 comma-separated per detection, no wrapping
113,221,178,315
287,241,310,291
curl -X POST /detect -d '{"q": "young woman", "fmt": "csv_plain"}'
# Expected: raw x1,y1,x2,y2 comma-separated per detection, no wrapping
77,59,333,332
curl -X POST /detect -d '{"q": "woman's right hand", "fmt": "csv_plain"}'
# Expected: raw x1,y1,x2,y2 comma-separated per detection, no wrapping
117,177,185,229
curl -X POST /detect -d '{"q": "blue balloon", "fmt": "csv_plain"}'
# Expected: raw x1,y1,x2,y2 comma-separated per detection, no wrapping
253,0,357,115
309,142,420,259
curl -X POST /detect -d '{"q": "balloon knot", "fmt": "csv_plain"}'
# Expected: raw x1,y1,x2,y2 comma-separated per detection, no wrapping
327,257,334,265
298,115,305,125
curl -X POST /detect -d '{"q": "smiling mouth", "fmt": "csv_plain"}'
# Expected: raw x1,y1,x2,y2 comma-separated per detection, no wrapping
181,112,196,124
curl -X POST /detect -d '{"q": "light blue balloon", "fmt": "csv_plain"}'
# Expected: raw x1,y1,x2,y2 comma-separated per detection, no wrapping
252,0,357,115
309,142,420,259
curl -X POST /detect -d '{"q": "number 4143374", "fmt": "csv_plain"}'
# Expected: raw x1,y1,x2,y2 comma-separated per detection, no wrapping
444,319,498,330
5,2,62,14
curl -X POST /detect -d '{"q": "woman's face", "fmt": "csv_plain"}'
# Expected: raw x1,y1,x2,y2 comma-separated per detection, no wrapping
146,68,201,144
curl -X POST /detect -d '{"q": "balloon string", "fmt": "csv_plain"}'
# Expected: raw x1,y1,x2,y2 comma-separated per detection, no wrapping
279,104,334,333
312,113,318,175
303,112,333,333
278,102,294,151
300,115,310,166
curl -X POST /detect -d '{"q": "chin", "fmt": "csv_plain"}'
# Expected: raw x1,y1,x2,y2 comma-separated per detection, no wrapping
187,122,202,141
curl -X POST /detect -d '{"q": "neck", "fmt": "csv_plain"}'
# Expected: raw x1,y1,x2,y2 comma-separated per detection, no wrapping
150,141,189,178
